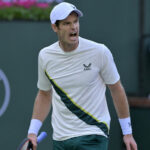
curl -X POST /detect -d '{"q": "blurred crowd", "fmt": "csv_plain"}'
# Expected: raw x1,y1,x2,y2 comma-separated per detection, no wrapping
0,0,63,2
0,0,64,8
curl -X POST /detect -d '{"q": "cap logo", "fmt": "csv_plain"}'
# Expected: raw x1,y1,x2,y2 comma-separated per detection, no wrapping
71,5,76,10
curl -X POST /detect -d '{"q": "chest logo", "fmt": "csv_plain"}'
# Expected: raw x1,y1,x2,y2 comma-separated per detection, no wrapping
83,63,92,71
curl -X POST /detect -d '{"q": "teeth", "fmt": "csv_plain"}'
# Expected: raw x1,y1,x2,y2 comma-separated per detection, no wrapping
70,32,76,36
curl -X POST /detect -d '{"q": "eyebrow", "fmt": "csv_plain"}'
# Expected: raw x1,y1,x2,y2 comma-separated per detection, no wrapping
63,18,79,23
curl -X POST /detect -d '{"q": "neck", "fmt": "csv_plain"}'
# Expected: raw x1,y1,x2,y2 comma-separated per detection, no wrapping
59,41,79,52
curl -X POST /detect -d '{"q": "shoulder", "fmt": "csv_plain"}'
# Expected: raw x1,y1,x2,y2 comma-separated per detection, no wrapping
38,41,59,59
79,37,109,54
79,37,114,63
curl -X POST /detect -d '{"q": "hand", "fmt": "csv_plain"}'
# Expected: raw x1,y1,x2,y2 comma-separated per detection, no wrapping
123,134,137,150
28,133,37,150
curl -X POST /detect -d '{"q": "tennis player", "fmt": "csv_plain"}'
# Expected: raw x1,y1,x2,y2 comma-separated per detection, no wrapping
27,2,137,150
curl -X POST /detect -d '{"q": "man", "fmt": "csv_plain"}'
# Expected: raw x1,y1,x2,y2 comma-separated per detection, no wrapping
28,2,137,150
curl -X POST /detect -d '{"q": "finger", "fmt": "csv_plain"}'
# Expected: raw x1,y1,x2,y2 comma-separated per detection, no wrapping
131,142,138,150
33,144,37,150
29,139,37,150
125,143,131,150
32,140,37,150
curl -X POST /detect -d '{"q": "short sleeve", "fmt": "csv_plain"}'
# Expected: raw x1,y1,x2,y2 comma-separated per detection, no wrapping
37,52,52,91
100,45,120,84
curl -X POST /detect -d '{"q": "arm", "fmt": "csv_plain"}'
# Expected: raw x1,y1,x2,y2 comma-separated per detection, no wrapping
32,89,52,121
108,80,137,150
28,89,52,150
107,80,129,118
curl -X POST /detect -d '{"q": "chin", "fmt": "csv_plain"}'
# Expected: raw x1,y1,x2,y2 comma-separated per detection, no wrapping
71,38,79,43
70,41,78,46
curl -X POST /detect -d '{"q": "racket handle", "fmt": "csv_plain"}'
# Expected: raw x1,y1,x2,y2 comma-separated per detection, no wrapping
37,131,47,144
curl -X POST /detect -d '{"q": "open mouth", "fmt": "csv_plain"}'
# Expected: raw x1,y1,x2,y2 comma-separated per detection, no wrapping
69,32,77,37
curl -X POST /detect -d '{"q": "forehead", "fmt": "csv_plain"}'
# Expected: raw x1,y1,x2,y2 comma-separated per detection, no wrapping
60,12,79,22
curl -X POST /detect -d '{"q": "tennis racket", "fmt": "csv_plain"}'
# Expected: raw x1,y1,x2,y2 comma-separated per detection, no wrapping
17,131,47,150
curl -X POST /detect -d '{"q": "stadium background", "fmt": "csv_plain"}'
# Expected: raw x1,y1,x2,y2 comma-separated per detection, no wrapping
0,0,150,149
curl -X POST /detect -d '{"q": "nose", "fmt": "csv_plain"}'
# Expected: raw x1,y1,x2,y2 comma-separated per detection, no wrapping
71,23,77,29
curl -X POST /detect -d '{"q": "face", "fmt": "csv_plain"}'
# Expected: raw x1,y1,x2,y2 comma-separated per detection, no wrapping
52,12,80,51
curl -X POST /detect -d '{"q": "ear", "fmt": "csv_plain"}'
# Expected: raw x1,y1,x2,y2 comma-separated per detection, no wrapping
51,24,58,33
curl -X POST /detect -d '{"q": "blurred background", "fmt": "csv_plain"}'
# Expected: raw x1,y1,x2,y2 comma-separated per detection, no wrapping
0,0,150,149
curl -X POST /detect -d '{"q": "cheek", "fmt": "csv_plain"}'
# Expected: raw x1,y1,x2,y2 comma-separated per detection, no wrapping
78,25,80,32
57,28,69,39
62,30,69,38
58,31,65,38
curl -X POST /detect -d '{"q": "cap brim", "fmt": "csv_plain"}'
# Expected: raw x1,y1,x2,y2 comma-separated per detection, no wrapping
73,9,83,17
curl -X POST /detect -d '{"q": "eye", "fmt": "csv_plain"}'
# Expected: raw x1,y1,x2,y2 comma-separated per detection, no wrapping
63,22,70,25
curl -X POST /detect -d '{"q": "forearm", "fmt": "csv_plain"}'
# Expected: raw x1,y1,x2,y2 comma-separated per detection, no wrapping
28,90,52,137
108,80,133,136
32,90,52,122
109,83,138,150
108,80,130,118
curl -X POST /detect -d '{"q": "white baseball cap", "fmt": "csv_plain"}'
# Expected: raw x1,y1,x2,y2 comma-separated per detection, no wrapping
50,2,83,24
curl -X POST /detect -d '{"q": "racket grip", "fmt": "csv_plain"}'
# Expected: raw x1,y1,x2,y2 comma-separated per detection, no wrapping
37,131,47,144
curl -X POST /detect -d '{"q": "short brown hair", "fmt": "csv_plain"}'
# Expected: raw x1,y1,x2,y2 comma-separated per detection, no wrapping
55,20,60,27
